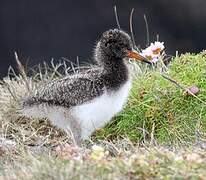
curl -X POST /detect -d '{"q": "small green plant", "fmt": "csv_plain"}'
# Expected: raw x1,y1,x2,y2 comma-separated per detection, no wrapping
95,52,206,146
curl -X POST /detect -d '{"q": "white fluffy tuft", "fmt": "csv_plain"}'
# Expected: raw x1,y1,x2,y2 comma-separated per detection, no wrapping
72,80,131,139
20,80,131,140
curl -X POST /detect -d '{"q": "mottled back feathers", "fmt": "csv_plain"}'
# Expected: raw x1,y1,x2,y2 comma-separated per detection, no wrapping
23,69,105,108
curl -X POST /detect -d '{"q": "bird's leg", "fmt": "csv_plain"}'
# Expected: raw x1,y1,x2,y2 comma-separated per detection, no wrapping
65,127,79,147
61,111,82,147
65,119,82,147
67,128,82,147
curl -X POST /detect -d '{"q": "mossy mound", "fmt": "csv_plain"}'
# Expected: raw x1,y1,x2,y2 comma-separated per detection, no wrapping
95,52,206,145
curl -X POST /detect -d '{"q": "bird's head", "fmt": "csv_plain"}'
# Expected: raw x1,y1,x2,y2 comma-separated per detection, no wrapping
95,29,151,65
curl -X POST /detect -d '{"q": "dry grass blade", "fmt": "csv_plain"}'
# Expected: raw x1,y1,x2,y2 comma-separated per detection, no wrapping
76,56,80,73
129,8,140,52
14,52,31,92
114,5,121,30
144,15,150,47
2,81,18,101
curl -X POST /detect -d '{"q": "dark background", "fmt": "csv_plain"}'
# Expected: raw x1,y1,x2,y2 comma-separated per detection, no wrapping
0,0,206,78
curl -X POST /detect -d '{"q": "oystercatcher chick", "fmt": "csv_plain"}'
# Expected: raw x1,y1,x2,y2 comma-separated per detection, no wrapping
20,29,151,146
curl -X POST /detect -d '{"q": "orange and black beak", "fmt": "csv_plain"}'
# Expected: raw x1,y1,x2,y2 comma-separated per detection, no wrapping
126,50,152,65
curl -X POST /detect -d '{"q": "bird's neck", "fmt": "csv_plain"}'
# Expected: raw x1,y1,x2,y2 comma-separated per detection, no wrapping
102,57,129,90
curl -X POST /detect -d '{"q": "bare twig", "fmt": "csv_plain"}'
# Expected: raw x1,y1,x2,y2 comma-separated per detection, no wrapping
161,74,206,106
114,6,121,29
161,74,183,89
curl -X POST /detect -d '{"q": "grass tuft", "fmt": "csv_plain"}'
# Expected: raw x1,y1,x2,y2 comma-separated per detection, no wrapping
95,52,206,146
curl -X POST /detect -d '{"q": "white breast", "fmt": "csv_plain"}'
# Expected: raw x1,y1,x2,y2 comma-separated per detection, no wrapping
72,80,131,139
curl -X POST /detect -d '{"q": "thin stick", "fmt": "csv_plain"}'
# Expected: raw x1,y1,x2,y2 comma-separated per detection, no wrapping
161,74,183,89
129,8,139,52
161,74,206,106
114,6,121,29
144,15,150,46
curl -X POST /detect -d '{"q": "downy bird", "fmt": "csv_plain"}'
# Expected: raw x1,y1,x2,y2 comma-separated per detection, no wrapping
20,29,151,145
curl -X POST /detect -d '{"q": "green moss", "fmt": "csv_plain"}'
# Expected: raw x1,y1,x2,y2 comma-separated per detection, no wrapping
95,52,206,145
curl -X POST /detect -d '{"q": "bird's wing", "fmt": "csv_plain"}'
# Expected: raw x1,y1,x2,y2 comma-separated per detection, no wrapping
24,70,105,108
